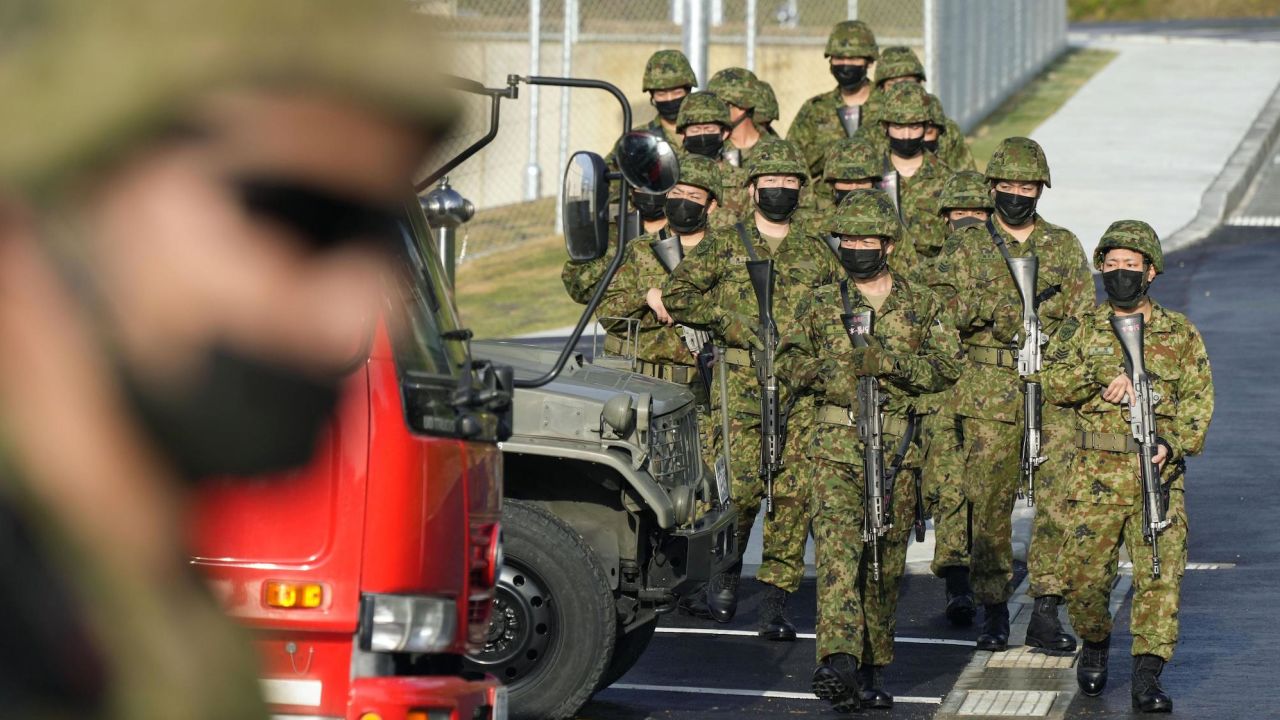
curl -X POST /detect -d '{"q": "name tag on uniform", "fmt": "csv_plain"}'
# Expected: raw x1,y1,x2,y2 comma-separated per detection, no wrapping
1087,346,1114,356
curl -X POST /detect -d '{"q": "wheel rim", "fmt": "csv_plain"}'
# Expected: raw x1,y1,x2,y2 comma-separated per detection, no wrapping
468,558,556,684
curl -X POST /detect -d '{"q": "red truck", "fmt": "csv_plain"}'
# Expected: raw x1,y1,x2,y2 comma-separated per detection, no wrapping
189,205,513,720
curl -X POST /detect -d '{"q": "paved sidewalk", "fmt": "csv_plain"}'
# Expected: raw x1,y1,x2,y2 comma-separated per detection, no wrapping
1033,36,1280,258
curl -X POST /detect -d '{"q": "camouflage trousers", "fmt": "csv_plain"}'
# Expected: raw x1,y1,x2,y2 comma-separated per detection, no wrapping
757,411,817,593
811,450,916,665
1061,488,1188,661
952,416,1022,604
1026,404,1079,598
922,412,971,576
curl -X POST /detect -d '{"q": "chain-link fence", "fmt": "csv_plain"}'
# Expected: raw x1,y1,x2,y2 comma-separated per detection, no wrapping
420,0,1064,258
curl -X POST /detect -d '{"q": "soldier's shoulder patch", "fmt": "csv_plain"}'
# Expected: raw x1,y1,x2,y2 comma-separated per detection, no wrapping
1056,315,1080,341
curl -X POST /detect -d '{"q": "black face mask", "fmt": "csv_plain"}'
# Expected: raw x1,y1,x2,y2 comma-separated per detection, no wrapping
1103,268,1149,309
664,197,708,234
993,189,1038,226
888,134,925,158
120,345,343,481
236,176,400,251
633,191,666,221
839,247,887,280
683,132,724,158
830,64,868,91
654,96,684,122
755,186,800,221
833,188,852,206
923,139,940,153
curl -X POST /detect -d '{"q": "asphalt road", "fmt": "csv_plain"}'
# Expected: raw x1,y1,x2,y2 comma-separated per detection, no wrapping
572,156,1280,717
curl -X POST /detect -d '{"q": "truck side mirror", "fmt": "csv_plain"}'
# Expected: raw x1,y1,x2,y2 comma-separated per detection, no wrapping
617,131,680,194
563,151,610,262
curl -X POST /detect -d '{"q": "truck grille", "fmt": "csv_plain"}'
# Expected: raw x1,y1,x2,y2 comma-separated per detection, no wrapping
649,404,701,487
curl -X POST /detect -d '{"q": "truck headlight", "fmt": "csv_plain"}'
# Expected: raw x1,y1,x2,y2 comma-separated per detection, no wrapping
359,594,456,653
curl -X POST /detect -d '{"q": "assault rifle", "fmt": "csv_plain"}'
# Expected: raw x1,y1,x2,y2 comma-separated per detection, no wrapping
1110,313,1171,579
1007,255,1046,507
746,259,781,514
840,308,889,581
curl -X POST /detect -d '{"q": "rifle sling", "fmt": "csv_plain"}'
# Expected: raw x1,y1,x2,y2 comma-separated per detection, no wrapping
984,218,1047,309
734,222,760,261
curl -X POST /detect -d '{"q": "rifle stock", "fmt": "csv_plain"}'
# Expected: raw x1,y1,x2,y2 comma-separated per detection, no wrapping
1110,313,1170,579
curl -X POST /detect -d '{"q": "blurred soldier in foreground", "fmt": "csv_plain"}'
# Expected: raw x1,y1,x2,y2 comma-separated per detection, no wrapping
789,20,881,178
0,1,455,716
780,189,958,712
941,138,1092,651
1044,221,1213,713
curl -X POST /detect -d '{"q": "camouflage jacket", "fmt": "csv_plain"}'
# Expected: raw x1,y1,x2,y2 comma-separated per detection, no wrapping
778,274,961,465
1042,300,1214,503
936,115,976,172
787,86,882,177
562,256,607,305
944,215,1093,423
918,222,985,300
598,229,704,367
879,148,952,263
662,219,840,416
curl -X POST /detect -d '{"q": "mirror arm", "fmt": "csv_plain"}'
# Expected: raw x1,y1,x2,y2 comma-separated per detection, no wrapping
415,76,520,193
513,75,634,389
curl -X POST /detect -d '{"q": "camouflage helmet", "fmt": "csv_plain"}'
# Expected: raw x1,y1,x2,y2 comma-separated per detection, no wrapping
875,46,926,85
643,49,697,91
0,0,460,189
825,20,879,60
823,138,883,183
985,137,1052,188
745,137,808,185
707,67,758,111
878,81,932,125
926,94,947,131
676,91,730,131
753,79,780,126
675,153,723,203
937,171,994,213
829,188,901,241
1093,220,1164,274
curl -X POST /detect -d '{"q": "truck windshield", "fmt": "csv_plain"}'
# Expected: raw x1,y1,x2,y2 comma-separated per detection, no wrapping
386,203,469,382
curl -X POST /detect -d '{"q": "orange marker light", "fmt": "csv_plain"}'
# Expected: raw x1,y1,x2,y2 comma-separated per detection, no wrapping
264,581,326,609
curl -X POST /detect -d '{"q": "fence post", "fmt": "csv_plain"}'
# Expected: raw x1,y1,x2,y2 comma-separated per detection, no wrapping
524,0,542,202
847,0,858,20
923,0,939,96
745,0,756,72
554,0,577,234
683,0,709,89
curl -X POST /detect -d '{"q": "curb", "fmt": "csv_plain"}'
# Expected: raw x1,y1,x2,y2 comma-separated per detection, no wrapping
1068,31,1280,48
1165,77,1280,254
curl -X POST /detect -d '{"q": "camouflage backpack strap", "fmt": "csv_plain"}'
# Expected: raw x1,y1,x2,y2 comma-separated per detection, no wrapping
733,222,761,261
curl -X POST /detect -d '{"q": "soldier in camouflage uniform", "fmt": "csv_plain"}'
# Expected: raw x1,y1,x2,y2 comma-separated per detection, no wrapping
598,155,720,381
788,20,880,177
916,170,993,626
707,67,766,168
860,81,952,268
607,49,695,169
1044,221,1212,713
940,137,1092,651
0,0,456,716
859,46,976,172
676,92,752,223
649,139,839,624
779,189,960,712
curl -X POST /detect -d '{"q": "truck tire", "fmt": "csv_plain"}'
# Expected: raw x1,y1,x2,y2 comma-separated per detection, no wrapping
597,618,658,690
467,500,615,720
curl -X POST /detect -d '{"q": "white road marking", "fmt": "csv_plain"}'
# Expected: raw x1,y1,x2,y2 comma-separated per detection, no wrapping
653,626,976,646
1119,561,1236,570
1227,215,1280,227
609,682,942,705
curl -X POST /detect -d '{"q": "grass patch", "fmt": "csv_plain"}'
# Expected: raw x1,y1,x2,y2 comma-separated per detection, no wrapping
1069,0,1280,22
967,47,1118,170
454,230,587,339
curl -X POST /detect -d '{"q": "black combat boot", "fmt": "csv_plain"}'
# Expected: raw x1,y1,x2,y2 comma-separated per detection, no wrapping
975,602,1010,651
943,566,976,626
756,584,797,641
1076,635,1109,696
1025,595,1077,653
1131,654,1173,713
812,653,861,713
676,584,712,619
705,560,741,623
857,663,893,709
